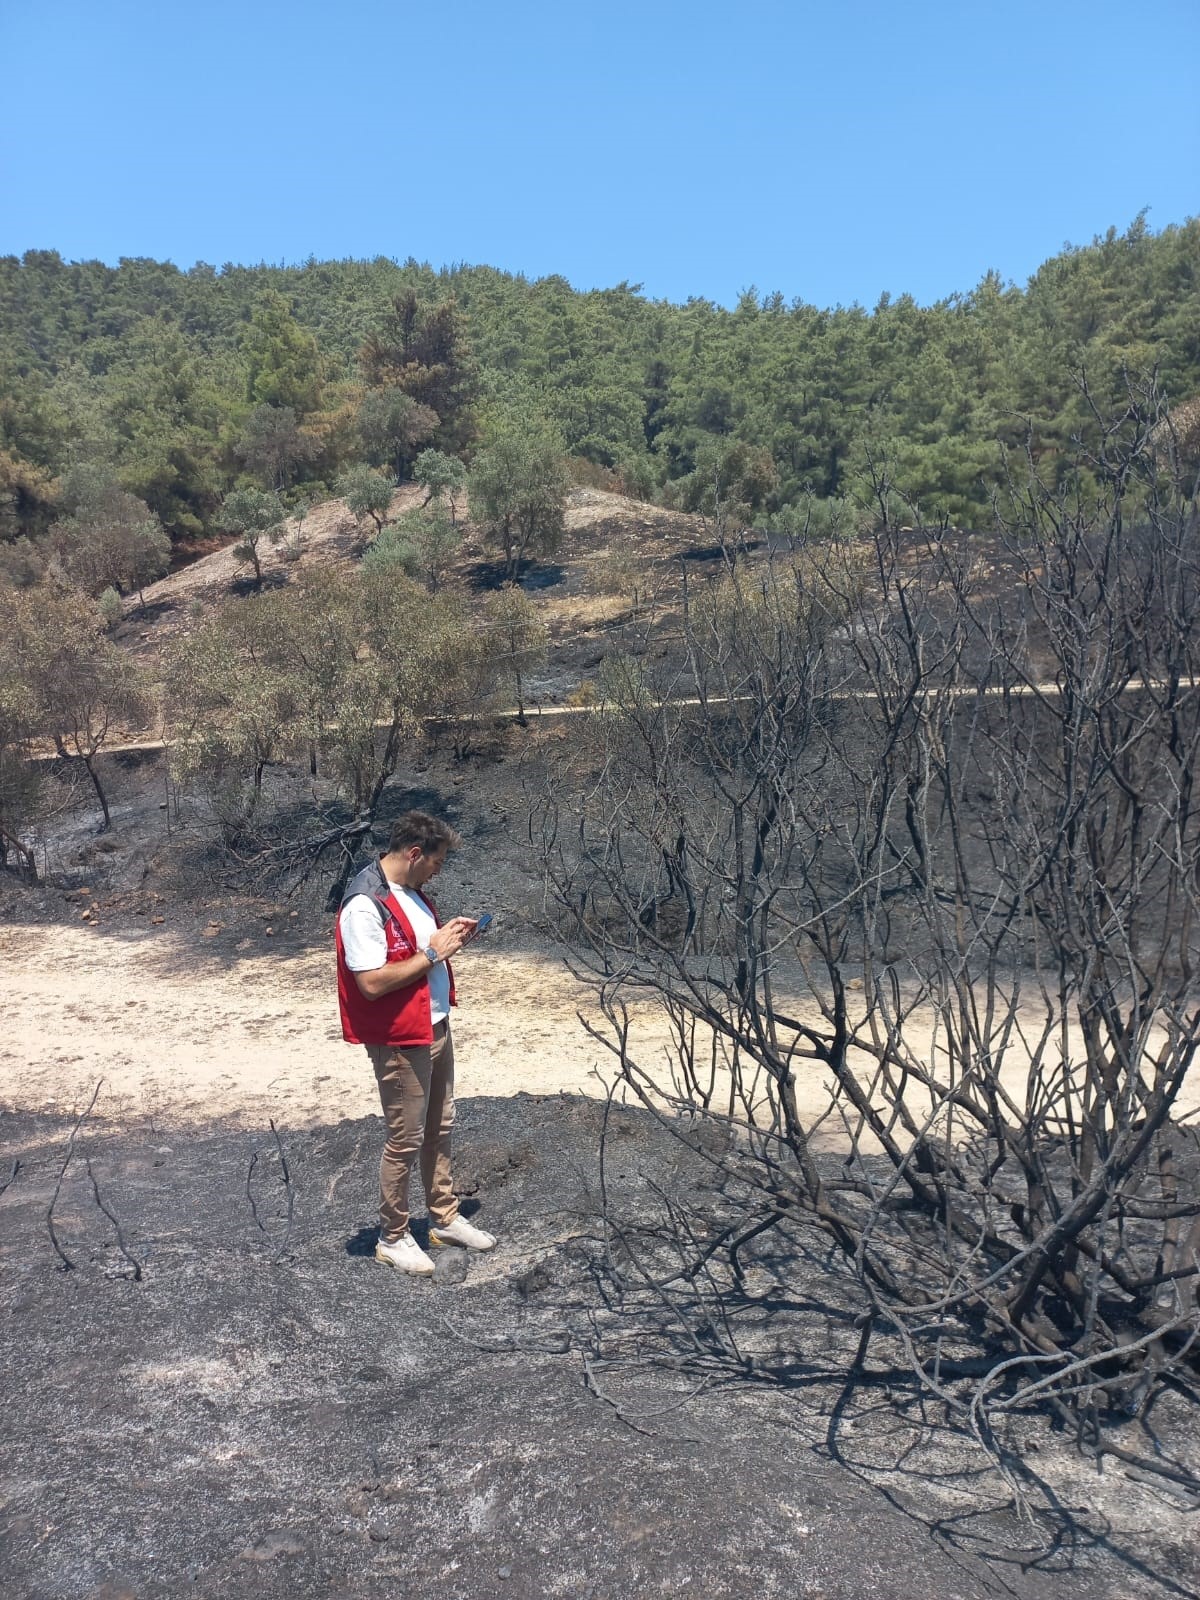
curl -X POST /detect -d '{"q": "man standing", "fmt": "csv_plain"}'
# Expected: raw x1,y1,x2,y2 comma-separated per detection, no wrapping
336,810,497,1273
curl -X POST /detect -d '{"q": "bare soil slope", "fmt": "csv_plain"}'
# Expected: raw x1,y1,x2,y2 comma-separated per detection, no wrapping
114,485,713,706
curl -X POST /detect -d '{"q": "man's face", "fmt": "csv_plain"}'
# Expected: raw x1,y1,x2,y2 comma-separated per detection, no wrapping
409,846,446,887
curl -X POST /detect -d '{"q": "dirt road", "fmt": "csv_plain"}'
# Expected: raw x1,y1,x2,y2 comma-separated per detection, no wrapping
0,922,614,1128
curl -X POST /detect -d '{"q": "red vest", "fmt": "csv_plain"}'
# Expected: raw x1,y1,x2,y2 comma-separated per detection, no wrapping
335,864,456,1047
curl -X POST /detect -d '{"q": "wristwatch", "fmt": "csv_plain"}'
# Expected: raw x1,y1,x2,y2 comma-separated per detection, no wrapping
423,945,441,965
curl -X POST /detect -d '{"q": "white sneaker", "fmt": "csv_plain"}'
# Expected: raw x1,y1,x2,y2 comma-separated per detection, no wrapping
429,1215,497,1251
375,1231,436,1275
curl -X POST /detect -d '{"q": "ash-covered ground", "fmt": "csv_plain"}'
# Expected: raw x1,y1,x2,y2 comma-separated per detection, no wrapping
3,1094,1198,1600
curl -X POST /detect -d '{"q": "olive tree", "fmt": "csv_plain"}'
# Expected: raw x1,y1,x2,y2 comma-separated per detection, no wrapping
51,464,170,607
361,506,461,592
482,584,547,724
165,566,481,875
469,411,568,580
0,622,40,879
336,465,394,548
414,447,466,524
218,488,287,587
165,589,299,844
9,582,151,830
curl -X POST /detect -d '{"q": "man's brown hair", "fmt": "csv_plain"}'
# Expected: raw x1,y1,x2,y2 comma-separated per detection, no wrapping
388,810,461,857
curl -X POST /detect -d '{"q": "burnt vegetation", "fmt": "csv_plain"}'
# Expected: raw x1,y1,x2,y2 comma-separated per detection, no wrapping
541,380,1200,1498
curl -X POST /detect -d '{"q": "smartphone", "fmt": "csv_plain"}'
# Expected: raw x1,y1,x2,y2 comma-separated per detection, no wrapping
474,912,494,934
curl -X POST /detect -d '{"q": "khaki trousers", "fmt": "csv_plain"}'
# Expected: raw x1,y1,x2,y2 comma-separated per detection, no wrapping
366,1022,458,1243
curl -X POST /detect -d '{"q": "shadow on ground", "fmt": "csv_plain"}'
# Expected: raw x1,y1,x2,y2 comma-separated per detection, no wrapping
1,1095,1196,1600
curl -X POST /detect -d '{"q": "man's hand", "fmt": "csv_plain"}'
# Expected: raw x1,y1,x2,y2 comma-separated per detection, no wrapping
430,916,477,960
352,916,478,1000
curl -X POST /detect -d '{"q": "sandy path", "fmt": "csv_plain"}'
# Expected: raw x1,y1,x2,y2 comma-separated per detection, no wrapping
0,924,618,1129
5,925,1197,1141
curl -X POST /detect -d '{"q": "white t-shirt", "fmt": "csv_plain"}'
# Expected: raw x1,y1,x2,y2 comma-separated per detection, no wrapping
339,879,450,1022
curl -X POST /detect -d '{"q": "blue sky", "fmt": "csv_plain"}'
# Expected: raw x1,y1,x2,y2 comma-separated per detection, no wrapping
2,0,1196,309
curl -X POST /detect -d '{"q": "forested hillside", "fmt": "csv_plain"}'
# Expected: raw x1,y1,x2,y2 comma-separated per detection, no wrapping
2,215,1197,563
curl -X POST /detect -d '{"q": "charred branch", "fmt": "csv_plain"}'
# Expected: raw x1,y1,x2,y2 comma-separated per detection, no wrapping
541,378,1200,1490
